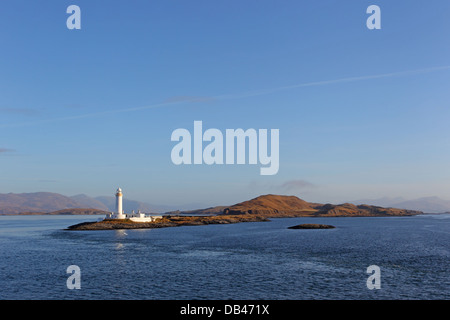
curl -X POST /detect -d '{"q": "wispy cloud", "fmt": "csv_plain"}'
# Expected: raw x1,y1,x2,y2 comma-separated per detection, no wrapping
279,179,316,191
215,65,450,100
0,101,186,128
0,107,39,116
163,96,215,104
1,65,449,129
249,179,316,193
38,179,60,183
0,148,15,154
64,104,85,109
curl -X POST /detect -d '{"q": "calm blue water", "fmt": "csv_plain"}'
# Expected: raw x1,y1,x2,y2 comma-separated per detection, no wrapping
0,214,448,300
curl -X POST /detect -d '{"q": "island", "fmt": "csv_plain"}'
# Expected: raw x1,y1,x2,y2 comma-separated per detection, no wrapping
66,194,422,231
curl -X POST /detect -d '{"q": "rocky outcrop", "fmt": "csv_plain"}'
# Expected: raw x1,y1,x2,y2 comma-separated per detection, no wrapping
288,224,335,229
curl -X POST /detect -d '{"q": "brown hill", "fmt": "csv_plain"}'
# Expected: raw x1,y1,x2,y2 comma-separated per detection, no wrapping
222,194,422,217
222,194,317,215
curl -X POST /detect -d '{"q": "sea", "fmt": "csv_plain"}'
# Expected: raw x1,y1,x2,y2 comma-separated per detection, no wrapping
0,214,448,300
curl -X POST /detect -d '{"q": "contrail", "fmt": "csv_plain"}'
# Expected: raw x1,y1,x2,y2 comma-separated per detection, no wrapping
1,65,449,128
0,101,183,128
215,65,450,100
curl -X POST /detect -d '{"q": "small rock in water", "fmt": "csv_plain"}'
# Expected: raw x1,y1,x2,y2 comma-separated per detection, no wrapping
288,223,335,229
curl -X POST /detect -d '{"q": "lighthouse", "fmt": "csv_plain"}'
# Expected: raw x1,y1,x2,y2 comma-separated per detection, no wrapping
105,187,162,222
115,187,126,219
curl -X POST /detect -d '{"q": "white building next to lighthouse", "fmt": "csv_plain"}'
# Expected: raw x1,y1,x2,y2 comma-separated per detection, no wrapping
105,188,162,222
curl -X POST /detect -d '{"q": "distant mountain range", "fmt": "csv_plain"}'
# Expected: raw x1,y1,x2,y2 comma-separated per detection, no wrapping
0,192,80,214
0,192,173,214
0,191,449,215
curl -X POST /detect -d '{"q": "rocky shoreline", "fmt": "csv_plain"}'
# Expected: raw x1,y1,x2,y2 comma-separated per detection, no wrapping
66,214,271,230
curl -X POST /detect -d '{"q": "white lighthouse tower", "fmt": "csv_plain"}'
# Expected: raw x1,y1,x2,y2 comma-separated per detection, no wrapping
114,187,126,219
105,187,163,222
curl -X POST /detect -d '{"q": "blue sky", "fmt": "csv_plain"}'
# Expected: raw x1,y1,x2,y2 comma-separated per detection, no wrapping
1,1,450,208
